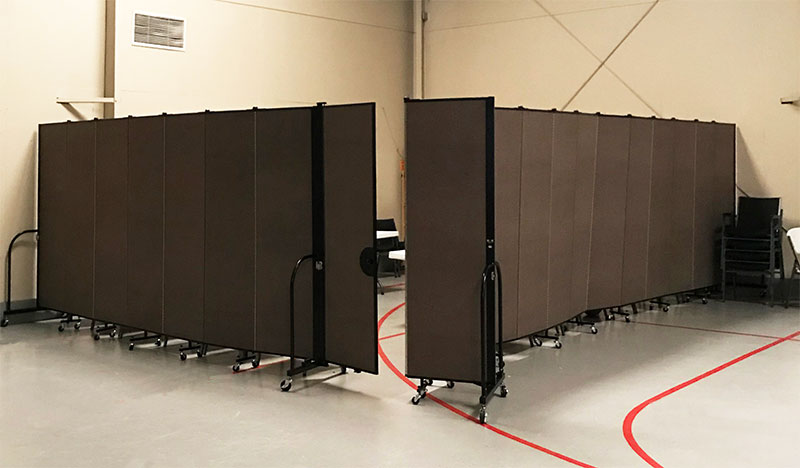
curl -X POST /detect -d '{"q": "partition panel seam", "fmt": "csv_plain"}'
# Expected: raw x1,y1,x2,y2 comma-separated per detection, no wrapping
161,115,166,333
253,110,258,347
514,111,524,338
691,123,697,288
585,119,599,307
644,120,654,298
546,114,556,319
92,120,97,318
619,120,631,303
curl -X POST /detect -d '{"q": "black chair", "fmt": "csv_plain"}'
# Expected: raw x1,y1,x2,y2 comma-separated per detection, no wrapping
376,218,404,294
721,197,785,306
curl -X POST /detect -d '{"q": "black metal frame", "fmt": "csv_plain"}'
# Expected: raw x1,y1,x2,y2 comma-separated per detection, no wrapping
2,229,43,327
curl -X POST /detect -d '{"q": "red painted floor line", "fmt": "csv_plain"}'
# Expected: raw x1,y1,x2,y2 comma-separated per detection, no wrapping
623,329,800,468
633,320,800,342
378,303,596,468
378,332,405,341
232,358,290,374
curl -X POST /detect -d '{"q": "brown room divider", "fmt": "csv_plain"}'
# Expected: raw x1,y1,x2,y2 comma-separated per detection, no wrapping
37,103,378,379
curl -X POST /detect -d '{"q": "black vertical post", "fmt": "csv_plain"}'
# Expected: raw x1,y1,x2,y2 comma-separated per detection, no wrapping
484,97,496,389
311,103,326,363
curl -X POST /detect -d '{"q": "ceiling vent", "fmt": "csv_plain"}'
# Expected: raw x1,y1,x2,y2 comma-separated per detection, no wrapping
133,12,185,51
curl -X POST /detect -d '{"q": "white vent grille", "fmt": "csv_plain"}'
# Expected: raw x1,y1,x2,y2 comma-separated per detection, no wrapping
133,13,185,50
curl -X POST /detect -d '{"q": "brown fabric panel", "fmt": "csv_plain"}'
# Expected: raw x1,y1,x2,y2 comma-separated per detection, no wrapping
323,104,377,373
163,114,205,340
669,120,696,292
37,124,69,311
693,122,717,287
547,113,578,326
94,119,128,324
570,114,598,313
494,109,522,340
64,121,96,318
516,110,553,337
620,118,653,304
406,99,487,382
204,111,255,350
587,117,630,308
712,123,736,285
647,119,675,298
254,108,313,358
127,116,164,332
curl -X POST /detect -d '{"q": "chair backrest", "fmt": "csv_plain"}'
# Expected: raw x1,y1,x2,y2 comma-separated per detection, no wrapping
736,197,780,238
787,227,800,255
376,218,397,231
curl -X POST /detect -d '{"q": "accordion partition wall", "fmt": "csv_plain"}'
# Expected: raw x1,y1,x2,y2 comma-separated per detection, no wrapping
405,97,735,422
36,103,378,384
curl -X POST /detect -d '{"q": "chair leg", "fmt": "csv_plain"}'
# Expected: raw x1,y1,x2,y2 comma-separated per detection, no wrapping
377,278,384,295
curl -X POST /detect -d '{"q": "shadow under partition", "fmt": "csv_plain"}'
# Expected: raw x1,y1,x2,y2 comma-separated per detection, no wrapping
404,97,735,424
24,102,378,390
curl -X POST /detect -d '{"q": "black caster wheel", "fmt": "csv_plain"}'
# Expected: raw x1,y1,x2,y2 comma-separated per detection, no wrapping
196,351,203,358
94,334,101,341
128,342,134,350
446,380,455,389
280,379,292,392
58,324,65,332
74,322,81,330
232,364,240,372
355,369,362,373
533,337,542,347
499,385,508,398
591,326,598,334
701,298,708,304
625,316,631,323
554,340,562,349
0,318,8,327
479,407,487,424
411,393,424,405
662,306,669,312
109,329,117,339
252,359,260,368
180,352,187,361
154,339,162,347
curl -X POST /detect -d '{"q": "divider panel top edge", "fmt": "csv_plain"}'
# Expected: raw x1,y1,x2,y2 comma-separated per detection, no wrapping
494,109,523,341
323,103,377,373
255,108,314,358
37,123,69,312
204,111,256,350
406,98,488,382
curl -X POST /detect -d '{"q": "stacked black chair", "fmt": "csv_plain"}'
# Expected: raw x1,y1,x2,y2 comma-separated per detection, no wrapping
721,197,785,306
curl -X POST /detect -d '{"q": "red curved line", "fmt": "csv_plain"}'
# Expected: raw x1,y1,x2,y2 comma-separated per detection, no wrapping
378,332,405,341
623,329,800,467
378,303,596,468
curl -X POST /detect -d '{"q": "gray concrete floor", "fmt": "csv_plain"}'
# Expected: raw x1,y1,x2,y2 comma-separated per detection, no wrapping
1,278,798,467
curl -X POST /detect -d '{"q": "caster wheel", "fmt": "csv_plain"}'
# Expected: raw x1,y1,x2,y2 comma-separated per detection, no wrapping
154,339,162,347
591,326,597,334
0,318,8,327
74,322,81,330
625,316,631,323
58,324,65,332
232,364,240,372
128,342,134,350
533,337,542,347
479,407,487,424
196,351,203,358
411,393,424,405
500,385,508,398
554,341,562,349
109,329,117,338
446,381,455,389
180,352,187,361
610,314,616,321
94,334,101,341
280,379,292,392
662,306,669,312
252,359,260,368
355,369,361,373
701,298,708,304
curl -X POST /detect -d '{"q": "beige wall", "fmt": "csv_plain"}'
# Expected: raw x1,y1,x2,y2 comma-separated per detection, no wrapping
424,0,800,265
113,0,412,230
0,0,106,302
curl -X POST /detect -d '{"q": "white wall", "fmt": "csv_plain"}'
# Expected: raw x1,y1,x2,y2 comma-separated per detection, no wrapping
113,0,412,230
424,0,800,258
0,0,106,302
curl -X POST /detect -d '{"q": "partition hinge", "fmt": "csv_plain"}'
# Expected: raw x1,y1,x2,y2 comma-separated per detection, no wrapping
315,260,324,271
